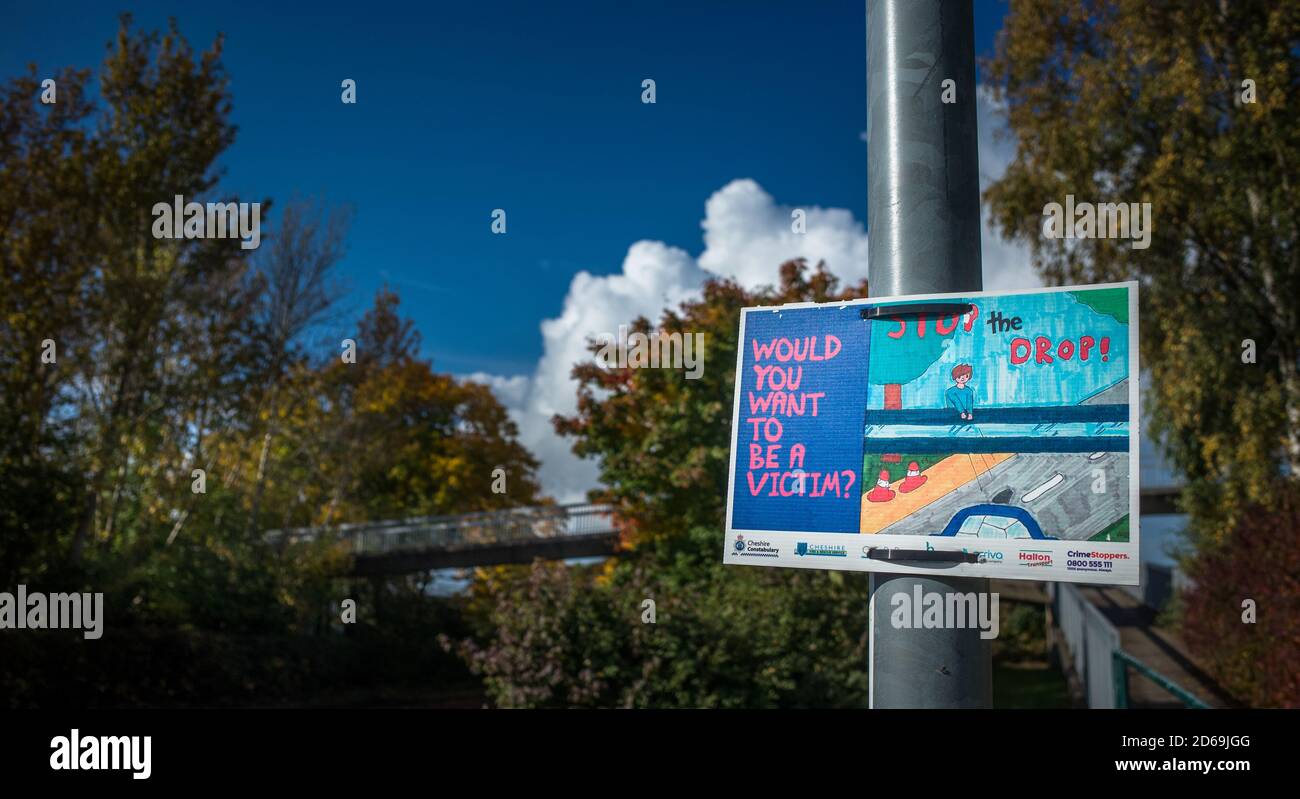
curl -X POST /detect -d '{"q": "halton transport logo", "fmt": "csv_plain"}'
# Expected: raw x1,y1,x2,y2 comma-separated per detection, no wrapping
1018,549,1054,567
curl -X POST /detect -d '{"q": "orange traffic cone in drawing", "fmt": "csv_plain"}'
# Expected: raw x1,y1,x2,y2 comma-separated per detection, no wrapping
866,469,895,502
899,461,928,493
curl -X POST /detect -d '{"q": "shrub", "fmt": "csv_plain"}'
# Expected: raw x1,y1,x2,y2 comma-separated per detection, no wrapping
451,527,870,708
1180,486,1300,708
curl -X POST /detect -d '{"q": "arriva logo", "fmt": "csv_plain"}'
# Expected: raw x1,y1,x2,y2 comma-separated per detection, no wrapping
963,548,1004,562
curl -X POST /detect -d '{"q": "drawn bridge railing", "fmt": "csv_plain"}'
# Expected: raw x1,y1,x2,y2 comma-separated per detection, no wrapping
268,503,621,574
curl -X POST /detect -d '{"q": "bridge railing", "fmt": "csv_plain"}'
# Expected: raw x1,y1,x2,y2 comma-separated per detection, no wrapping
1049,582,1121,708
267,503,617,557
1048,581,1208,709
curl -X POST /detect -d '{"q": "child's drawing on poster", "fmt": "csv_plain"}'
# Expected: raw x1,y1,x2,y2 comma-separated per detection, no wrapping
723,281,1140,584
860,286,1132,544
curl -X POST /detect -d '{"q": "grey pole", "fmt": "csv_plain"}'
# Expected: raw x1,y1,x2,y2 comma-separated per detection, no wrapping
866,0,991,708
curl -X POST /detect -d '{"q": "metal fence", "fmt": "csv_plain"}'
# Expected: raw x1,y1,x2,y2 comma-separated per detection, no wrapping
1049,580,1209,708
1113,650,1209,709
1048,582,1122,708
267,503,617,556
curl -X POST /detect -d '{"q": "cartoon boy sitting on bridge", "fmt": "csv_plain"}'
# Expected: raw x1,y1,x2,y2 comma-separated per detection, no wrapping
945,363,975,421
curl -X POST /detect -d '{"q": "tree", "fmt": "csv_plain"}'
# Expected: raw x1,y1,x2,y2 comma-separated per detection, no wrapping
555,259,868,544
454,528,870,708
243,198,350,536
77,17,247,560
258,289,543,527
2,15,540,707
983,0,1300,536
453,261,874,708
0,15,258,572
1181,487,1300,707
0,63,97,584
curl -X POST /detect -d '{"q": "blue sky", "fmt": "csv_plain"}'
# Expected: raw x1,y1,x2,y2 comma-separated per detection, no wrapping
4,1,1185,560
4,0,1033,501
3,0,1008,376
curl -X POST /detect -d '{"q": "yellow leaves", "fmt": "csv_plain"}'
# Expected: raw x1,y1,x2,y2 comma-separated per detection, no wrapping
984,0,1300,537
594,558,619,587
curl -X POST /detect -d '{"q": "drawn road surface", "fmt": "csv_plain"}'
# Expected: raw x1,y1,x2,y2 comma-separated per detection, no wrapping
873,452,1128,540
868,380,1132,541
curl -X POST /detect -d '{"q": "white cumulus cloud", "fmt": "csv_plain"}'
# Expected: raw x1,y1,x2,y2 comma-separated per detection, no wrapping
467,86,1038,503
977,85,1040,292
698,179,870,287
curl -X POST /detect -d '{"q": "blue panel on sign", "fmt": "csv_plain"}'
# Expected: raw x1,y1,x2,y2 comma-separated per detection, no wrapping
730,305,869,533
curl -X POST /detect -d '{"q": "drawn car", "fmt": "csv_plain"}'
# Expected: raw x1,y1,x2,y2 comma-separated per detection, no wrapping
936,503,1054,540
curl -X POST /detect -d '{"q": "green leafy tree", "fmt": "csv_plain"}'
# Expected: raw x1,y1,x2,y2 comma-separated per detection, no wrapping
1,17,540,706
555,259,867,544
456,261,874,707
0,63,94,584
983,0,1300,536
69,18,253,562
243,198,350,537
0,16,252,578
334,288,543,517
984,0,1300,707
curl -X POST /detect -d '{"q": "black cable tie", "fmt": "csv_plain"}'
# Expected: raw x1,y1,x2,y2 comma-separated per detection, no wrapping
864,547,982,564
860,302,974,320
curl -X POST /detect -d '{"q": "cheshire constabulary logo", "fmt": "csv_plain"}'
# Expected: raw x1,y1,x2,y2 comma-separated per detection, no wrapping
734,535,746,552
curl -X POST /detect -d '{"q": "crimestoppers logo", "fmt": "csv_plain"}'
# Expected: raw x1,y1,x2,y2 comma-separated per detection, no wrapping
1066,549,1131,573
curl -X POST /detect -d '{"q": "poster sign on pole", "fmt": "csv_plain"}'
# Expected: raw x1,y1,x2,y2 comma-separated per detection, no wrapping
724,282,1140,585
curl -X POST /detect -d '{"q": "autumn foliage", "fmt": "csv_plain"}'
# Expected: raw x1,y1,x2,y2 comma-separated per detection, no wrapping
456,262,876,707
1181,486,1300,708
553,259,867,547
